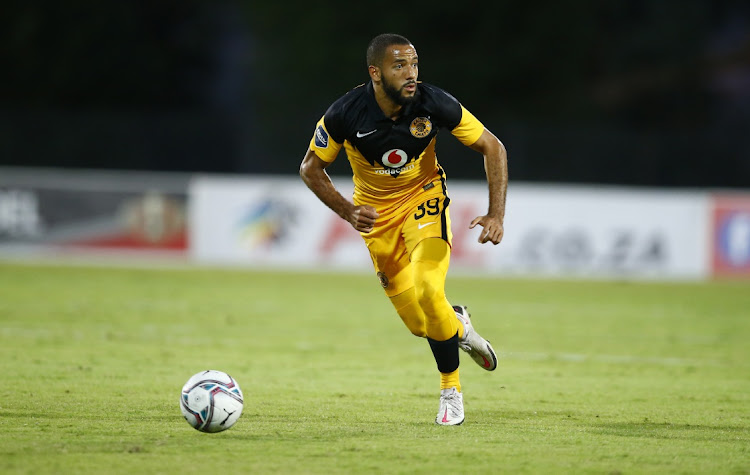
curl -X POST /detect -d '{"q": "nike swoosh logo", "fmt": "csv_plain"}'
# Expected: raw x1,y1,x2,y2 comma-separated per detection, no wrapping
418,221,437,230
442,407,450,423
356,129,377,138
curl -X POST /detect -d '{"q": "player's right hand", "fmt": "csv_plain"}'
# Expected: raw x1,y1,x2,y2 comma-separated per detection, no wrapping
349,205,379,233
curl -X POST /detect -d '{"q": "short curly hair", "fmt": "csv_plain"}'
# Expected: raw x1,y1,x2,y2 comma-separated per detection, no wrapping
366,33,413,68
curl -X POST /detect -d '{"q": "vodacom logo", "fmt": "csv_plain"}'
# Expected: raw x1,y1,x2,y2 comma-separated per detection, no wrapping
381,149,408,168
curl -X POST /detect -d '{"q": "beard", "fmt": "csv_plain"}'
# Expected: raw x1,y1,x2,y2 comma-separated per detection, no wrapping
382,76,418,106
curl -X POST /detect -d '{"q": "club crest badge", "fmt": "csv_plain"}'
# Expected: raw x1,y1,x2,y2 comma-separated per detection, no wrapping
409,117,432,138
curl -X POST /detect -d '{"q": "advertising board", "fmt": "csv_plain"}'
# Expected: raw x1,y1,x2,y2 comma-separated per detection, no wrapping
191,177,710,280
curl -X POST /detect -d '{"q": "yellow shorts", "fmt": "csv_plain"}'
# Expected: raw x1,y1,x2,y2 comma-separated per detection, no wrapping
361,188,452,297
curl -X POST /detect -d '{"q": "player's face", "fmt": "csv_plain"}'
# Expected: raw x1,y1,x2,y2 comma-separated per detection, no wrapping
380,44,419,106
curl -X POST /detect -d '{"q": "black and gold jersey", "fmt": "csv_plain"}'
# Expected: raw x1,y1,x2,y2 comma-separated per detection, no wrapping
309,81,484,215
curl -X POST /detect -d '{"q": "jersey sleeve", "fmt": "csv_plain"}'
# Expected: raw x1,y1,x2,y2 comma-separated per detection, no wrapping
450,106,485,146
308,116,343,163
423,84,485,146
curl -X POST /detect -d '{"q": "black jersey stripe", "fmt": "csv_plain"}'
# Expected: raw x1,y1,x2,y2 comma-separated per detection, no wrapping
436,165,448,196
440,196,451,242
435,165,450,242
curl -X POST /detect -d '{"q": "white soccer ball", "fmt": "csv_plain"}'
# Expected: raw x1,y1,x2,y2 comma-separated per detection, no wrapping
180,370,244,433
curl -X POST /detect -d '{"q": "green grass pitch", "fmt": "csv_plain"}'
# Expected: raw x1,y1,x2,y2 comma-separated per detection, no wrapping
0,261,748,473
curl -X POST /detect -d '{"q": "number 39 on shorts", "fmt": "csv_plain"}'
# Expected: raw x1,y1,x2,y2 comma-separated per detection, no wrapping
414,197,441,220
405,194,452,247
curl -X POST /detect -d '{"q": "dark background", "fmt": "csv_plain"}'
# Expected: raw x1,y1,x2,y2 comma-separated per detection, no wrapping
2,0,749,187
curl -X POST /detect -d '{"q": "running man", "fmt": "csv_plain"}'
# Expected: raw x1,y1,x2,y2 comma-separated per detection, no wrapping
300,33,508,425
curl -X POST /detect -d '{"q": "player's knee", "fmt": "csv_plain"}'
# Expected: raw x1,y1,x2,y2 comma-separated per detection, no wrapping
396,307,426,337
414,277,442,309
407,324,426,338
390,288,427,338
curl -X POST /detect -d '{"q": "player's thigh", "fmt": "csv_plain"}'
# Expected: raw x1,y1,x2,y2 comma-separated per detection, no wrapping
403,194,453,256
363,224,414,297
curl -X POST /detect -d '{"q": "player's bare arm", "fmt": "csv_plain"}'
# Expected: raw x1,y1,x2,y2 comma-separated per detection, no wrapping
299,149,379,233
468,129,508,245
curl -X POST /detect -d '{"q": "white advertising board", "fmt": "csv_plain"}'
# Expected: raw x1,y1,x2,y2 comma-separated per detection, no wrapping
190,176,710,280
189,176,369,269
448,183,708,279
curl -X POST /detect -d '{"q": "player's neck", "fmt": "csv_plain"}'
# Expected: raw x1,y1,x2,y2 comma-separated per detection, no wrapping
373,86,403,121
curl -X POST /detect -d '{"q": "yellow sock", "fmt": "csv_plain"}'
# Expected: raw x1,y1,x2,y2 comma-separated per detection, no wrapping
441,368,461,392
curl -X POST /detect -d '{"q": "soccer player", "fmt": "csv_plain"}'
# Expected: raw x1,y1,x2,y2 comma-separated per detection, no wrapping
299,33,508,425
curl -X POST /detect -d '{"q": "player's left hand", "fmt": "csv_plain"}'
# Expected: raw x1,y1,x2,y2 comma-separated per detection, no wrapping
469,215,504,245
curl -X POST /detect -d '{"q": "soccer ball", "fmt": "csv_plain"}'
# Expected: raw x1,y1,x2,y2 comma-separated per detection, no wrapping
180,370,244,433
